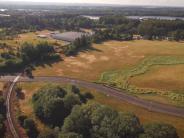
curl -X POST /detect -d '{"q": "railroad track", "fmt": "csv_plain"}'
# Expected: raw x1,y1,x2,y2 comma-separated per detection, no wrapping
5,76,20,138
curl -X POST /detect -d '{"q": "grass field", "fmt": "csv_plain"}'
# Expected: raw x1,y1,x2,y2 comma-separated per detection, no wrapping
130,64,184,91
0,30,65,49
34,40,184,80
18,82,184,138
99,56,184,106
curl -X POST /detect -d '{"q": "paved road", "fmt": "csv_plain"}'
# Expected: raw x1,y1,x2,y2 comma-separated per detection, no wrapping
1,75,184,119
5,75,20,138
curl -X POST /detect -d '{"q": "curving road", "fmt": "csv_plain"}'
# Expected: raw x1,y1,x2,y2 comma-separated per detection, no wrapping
1,75,184,119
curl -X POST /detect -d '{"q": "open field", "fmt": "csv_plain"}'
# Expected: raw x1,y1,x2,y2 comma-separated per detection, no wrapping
34,40,184,80
18,82,184,138
130,64,184,91
0,30,66,48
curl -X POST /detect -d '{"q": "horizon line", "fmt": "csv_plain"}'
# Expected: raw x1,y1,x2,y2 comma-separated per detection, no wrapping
0,1,184,8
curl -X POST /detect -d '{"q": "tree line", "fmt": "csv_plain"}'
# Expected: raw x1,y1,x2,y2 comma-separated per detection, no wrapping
1,13,184,42
0,14,95,40
138,19,184,40
0,41,60,73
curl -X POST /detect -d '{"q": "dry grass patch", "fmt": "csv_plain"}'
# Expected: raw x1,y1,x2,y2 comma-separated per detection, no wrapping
34,40,152,80
130,64,184,91
34,40,184,81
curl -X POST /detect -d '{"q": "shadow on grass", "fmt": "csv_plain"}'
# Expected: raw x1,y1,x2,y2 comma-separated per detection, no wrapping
34,57,63,68
0,57,63,76
66,45,102,57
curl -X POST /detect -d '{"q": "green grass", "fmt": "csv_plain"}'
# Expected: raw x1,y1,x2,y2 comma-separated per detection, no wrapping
99,56,184,107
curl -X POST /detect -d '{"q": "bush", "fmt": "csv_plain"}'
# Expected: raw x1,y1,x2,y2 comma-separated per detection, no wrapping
23,118,38,138
140,123,179,138
17,115,27,127
32,84,89,126
62,103,142,138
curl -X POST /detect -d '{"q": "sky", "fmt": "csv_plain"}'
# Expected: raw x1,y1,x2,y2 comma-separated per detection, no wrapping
2,0,184,7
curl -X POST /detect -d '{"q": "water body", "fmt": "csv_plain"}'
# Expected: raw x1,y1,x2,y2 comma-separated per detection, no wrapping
127,16,184,20
82,15,184,21
82,15,100,20
0,14,10,17
0,9,7,12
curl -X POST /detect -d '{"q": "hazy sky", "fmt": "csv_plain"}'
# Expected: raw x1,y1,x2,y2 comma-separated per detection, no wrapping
3,0,184,6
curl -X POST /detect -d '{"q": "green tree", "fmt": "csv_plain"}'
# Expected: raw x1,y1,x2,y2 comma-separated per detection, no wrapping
32,84,66,125
62,103,142,138
23,118,39,138
139,123,178,138
63,93,81,114
0,114,5,137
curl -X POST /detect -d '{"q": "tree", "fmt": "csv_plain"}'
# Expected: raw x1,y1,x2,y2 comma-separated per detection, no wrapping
62,105,93,138
32,84,67,125
17,114,27,127
91,106,142,138
65,36,91,56
14,85,23,98
0,97,5,115
36,42,55,61
20,42,38,63
23,118,39,138
0,114,5,137
139,123,179,138
32,84,88,126
62,103,142,138
63,93,81,114
20,41,58,64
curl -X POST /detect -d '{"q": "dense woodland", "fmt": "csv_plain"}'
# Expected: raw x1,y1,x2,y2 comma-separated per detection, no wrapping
1,13,184,42
16,84,179,138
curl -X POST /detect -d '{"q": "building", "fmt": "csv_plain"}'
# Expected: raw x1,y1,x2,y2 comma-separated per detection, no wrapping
51,32,87,42
37,35,47,38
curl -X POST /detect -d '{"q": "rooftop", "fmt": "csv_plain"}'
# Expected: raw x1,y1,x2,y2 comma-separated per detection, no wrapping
51,32,87,42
